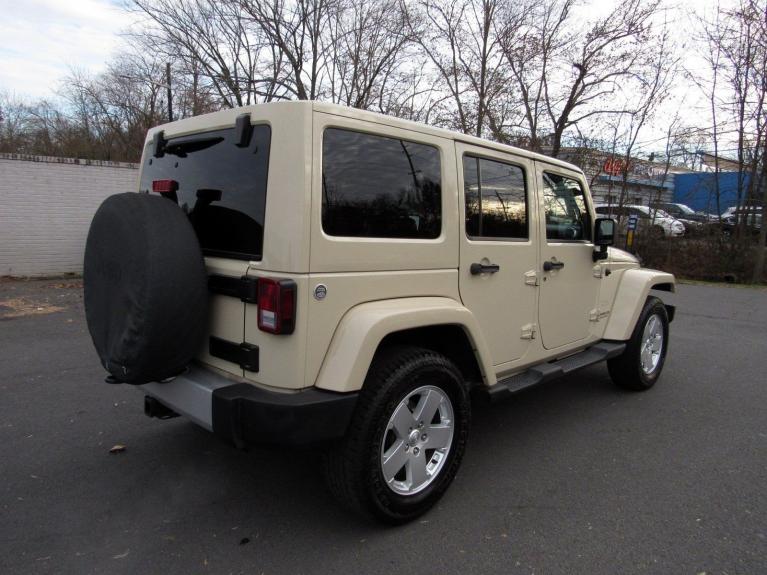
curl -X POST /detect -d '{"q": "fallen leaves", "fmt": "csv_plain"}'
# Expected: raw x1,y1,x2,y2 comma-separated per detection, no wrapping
0,297,64,319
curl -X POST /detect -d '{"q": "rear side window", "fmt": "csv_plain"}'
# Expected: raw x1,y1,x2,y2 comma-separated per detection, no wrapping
463,155,528,239
322,128,441,239
139,125,271,260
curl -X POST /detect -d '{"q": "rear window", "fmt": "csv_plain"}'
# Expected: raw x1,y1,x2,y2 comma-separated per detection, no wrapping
139,125,271,260
322,128,441,239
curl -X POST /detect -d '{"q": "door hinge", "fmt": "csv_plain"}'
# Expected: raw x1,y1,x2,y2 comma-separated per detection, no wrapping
208,274,259,304
524,270,539,286
521,323,538,340
592,265,604,278
209,336,259,372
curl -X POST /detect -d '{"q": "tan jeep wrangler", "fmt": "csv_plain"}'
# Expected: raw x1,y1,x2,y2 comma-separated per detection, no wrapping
83,101,675,524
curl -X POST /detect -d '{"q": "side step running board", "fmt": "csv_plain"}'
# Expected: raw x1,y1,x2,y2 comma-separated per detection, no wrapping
488,342,626,401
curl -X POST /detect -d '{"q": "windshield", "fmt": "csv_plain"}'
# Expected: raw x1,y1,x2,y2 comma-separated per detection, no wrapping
139,125,271,260
676,204,696,215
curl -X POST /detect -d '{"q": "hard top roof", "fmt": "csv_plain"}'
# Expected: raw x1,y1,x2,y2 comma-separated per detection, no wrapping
148,100,582,175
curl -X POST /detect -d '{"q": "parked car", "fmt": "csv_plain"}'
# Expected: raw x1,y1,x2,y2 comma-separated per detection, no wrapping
720,206,763,236
595,204,685,237
650,202,708,232
83,102,676,523
721,205,762,222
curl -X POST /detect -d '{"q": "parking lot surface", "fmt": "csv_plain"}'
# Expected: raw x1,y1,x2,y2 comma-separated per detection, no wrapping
1,278,766,574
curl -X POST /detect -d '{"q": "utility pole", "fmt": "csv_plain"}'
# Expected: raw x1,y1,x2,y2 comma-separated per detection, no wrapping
166,62,173,122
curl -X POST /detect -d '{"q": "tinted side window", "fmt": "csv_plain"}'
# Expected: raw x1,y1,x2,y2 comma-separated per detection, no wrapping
542,172,590,241
322,128,441,238
463,155,528,239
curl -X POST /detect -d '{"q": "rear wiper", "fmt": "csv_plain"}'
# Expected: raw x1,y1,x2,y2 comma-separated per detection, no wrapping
164,136,224,157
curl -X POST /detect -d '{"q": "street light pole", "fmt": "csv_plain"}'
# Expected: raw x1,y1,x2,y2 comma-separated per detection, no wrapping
166,62,173,123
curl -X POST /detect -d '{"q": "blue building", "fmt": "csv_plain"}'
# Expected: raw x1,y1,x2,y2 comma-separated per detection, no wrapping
673,172,749,214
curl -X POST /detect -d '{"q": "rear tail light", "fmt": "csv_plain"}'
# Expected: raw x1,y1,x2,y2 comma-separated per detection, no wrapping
152,179,178,194
257,277,296,334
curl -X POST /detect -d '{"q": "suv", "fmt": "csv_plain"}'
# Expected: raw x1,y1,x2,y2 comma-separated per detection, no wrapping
595,204,685,237
651,202,709,231
721,206,763,234
83,102,675,524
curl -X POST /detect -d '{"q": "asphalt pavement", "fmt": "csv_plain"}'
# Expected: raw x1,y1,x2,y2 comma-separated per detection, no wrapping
1,278,766,575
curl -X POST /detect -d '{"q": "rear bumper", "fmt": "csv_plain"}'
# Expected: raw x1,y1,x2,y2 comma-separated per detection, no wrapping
140,365,358,447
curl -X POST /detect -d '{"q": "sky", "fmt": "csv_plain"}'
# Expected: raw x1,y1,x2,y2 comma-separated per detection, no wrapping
0,0,127,99
0,0,734,156
0,0,723,99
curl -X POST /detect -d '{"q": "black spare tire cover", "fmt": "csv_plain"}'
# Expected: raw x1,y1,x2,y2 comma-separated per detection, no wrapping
84,192,208,384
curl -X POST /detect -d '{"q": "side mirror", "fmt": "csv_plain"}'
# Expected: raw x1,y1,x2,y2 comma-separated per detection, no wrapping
594,217,615,246
593,217,615,261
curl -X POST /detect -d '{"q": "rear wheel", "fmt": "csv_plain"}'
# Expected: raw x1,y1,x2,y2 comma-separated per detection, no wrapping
608,297,669,391
322,346,470,524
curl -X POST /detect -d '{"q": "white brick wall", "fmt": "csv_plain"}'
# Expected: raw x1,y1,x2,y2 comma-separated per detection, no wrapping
0,154,139,277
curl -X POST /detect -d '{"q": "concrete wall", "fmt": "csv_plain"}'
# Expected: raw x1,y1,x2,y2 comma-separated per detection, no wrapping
0,154,139,277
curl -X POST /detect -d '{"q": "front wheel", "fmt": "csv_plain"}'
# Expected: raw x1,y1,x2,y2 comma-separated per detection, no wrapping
608,297,669,391
322,346,470,524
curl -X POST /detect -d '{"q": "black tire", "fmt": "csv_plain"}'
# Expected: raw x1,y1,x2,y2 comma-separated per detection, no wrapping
83,192,208,384
607,297,669,391
322,346,470,524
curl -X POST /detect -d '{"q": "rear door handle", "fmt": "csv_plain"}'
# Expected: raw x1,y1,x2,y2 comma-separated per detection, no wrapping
543,260,565,272
470,262,500,275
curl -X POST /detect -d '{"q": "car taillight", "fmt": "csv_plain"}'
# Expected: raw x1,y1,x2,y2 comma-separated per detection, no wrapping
152,179,178,194
257,277,296,334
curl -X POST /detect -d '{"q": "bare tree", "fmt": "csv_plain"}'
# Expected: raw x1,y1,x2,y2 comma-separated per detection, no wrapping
0,93,33,153
499,0,662,157
698,0,767,281
131,0,275,107
614,24,679,210
324,0,415,109
240,0,337,101
403,0,507,137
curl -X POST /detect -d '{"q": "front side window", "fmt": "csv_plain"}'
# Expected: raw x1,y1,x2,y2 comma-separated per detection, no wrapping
463,155,528,239
542,172,590,241
322,128,441,239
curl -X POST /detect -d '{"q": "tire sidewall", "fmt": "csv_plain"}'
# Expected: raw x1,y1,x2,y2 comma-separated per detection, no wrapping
632,300,669,388
364,354,470,521
84,193,208,384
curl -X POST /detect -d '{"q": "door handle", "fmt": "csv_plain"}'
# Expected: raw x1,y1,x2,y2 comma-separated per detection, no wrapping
470,262,500,275
543,260,565,272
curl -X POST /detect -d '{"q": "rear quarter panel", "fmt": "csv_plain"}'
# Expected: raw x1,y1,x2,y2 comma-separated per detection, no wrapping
304,110,466,390
312,297,494,393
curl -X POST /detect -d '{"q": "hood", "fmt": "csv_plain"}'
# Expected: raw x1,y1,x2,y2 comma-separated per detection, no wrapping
607,247,639,265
